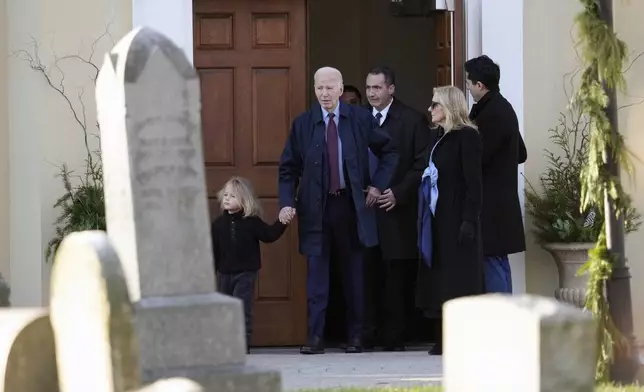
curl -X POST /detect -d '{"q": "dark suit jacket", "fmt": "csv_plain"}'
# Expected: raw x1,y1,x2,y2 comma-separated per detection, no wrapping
469,91,527,256
279,101,399,256
372,98,431,261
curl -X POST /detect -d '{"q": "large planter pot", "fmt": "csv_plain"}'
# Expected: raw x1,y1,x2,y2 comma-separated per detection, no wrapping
542,242,595,308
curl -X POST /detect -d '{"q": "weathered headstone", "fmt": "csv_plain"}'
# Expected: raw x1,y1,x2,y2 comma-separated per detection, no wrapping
132,378,203,392
0,309,58,391
444,294,596,392
96,27,281,391
50,231,141,392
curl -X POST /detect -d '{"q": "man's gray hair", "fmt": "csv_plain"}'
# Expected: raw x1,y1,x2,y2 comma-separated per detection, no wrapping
314,66,343,85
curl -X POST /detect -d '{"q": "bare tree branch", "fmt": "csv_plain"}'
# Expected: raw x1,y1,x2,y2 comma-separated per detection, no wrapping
623,50,644,73
570,20,584,64
10,27,113,182
563,67,582,104
11,43,88,136
619,97,644,111
57,55,100,83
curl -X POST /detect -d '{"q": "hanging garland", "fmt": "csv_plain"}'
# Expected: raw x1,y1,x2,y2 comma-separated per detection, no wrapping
574,0,632,382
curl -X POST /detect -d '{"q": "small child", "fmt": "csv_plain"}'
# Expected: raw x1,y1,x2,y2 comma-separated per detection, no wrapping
211,176,287,354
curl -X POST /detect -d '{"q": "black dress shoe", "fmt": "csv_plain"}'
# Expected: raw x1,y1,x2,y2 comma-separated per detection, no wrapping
345,337,363,354
383,345,406,352
300,336,325,355
362,341,375,351
382,336,405,352
428,344,442,355
362,335,377,350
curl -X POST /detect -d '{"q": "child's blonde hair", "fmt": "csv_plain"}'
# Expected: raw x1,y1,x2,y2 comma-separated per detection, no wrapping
217,176,263,218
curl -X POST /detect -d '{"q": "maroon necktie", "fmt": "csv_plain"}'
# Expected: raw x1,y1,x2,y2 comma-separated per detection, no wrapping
326,113,341,192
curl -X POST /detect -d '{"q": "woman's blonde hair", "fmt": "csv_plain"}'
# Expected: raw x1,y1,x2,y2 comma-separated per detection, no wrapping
432,85,477,132
217,176,262,218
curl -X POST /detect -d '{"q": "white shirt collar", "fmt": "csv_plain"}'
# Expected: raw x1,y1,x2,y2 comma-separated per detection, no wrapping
372,98,394,125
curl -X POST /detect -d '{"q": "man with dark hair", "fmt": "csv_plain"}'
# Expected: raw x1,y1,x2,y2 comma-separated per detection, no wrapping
341,85,363,105
464,55,527,294
363,65,430,351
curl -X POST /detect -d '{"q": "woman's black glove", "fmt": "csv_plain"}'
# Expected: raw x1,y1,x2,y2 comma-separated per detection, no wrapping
457,221,475,245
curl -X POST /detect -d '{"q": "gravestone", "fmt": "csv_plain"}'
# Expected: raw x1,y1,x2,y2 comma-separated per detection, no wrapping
50,231,141,392
0,309,58,391
96,27,281,391
133,378,203,392
443,294,596,392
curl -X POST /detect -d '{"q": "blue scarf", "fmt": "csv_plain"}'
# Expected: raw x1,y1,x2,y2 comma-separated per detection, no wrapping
417,134,444,267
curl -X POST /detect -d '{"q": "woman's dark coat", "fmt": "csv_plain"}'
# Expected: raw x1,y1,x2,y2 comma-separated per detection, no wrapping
416,125,485,316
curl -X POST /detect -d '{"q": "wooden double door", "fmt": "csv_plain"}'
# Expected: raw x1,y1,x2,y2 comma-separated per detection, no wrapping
194,0,464,346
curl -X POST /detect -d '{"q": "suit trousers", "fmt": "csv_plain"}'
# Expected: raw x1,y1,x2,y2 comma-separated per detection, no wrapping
218,271,258,347
306,191,364,341
364,247,417,346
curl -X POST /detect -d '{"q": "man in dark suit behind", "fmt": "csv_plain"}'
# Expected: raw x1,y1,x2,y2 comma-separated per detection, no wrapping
464,55,527,293
278,67,398,355
341,84,363,106
362,66,431,351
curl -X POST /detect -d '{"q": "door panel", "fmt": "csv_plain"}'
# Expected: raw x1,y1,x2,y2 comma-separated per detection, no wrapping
194,0,307,346
433,0,465,90
433,11,452,87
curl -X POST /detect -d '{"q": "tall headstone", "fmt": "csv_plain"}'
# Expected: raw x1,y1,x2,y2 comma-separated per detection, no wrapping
443,294,596,392
0,309,58,391
50,231,141,392
96,27,281,391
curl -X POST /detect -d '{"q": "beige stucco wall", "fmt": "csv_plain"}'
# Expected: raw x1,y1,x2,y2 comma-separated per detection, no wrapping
5,0,131,305
0,0,10,283
524,0,644,342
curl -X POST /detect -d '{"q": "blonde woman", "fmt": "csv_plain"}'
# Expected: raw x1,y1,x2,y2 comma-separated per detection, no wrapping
416,86,484,355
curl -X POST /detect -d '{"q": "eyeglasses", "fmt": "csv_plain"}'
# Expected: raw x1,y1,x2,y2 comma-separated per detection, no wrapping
430,101,441,110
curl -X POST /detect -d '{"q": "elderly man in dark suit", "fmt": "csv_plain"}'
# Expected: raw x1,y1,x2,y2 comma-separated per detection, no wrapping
361,66,430,351
278,67,398,355
465,55,527,294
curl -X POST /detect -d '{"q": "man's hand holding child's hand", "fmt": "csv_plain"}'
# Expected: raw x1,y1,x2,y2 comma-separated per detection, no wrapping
279,207,296,224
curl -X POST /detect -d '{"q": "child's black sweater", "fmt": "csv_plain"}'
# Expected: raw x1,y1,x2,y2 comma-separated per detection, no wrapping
211,210,287,274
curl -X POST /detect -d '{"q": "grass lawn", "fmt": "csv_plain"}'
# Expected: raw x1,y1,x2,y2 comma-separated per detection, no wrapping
301,385,643,392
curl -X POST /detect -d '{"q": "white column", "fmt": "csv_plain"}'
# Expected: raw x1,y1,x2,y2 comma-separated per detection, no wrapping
0,0,11,286
465,0,482,107
467,0,527,294
132,0,193,64
7,0,44,306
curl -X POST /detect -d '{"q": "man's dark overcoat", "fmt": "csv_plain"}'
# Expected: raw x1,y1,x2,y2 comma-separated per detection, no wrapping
279,102,399,256
375,98,430,261
469,91,527,256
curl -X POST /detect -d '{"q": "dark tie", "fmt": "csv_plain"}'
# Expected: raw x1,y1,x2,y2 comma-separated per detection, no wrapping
369,112,382,180
327,113,341,192
375,112,383,126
